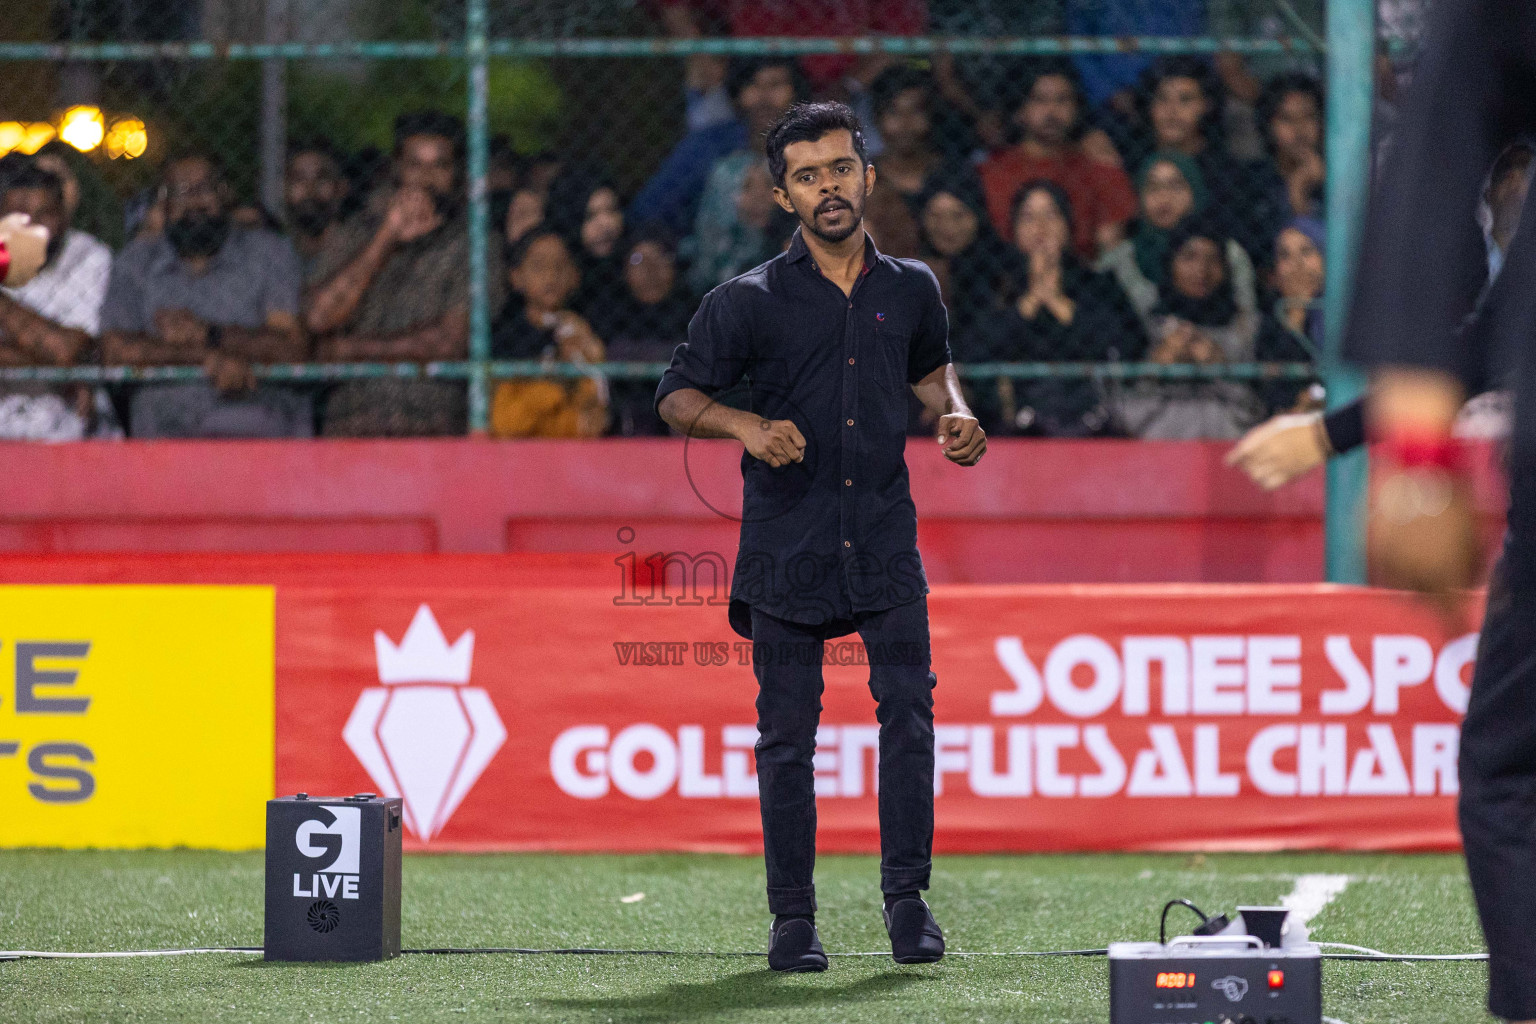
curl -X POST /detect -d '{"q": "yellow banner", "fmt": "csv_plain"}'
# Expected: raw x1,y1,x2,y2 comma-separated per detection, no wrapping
0,586,274,849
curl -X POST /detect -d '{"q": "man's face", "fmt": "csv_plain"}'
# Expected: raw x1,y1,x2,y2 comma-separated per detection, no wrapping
739,65,798,136
773,129,873,245
397,133,457,199
625,240,676,305
1,186,65,265
1170,235,1226,299
510,233,579,312
285,151,346,234
1151,76,1209,150
1269,91,1321,158
164,157,225,223
1017,74,1077,147
877,87,931,157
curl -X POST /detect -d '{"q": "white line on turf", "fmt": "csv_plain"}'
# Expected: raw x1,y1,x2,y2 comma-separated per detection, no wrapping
1281,873,1352,927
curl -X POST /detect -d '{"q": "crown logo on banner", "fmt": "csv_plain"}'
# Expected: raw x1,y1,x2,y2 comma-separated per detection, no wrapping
345,604,504,841
373,604,475,684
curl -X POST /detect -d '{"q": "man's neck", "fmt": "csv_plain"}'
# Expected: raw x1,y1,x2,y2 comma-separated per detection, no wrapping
802,226,867,296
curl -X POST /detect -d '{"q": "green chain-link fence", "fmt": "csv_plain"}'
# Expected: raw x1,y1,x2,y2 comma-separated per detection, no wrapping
0,0,1420,443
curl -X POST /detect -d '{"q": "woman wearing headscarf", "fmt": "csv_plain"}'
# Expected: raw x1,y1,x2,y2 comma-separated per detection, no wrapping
912,167,1012,341
1097,150,1258,336
544,169,627,317
1115,212,1279,439
958,180,1145,436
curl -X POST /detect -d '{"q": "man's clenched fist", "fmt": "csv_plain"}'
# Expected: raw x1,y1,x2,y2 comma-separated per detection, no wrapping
740,417,806,468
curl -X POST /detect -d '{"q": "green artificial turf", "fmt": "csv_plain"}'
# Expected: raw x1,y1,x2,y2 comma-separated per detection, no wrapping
0,850,1490,1023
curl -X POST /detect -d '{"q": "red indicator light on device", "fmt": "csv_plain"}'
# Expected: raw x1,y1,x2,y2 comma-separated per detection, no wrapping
1268,970,1285,989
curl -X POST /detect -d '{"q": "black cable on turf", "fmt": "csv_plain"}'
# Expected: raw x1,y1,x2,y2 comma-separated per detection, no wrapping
1159,899,1209,945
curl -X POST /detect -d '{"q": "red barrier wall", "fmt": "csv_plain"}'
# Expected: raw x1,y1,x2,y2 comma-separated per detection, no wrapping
0,439,1505,583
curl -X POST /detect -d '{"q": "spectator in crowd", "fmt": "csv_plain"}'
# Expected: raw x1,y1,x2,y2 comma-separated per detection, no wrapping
1114,213,1272,439
913,168,1011,341
652,0,927,99
629,57,807,238
489,226,608,438
859,66,944,259
1256,73,1325,222
284,141,351,274
927,0,1065,153
588,228,694,436
545,171,627,315
34,140,124,249
1270,216,1325,353
689,158,796,294
958,181,1144,437
1134,56,1283,261
978,60,1137,261
506,185,545,248
305,110,503,437
0,162,120,439
1478,139,1535,281
1097,151,1258,336
100,152,310,438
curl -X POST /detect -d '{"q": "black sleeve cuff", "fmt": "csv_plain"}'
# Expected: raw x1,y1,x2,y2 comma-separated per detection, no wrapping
1322,398,1367,455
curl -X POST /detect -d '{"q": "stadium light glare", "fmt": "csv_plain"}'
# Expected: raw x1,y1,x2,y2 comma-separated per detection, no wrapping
18,122,56,155
0,122,23,156
105,117,148,160
59,105,106,153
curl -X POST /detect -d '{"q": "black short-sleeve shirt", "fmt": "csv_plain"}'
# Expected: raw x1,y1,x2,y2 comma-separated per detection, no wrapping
655,228,952,638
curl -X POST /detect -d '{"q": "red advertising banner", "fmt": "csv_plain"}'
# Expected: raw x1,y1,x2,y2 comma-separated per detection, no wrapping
259,567,1477,855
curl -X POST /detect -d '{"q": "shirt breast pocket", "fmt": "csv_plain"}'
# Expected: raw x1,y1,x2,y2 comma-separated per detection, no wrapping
871,321,911,393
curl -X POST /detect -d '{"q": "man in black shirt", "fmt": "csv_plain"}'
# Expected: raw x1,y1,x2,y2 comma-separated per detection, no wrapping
1342,1,1536,1020
656,102,985,972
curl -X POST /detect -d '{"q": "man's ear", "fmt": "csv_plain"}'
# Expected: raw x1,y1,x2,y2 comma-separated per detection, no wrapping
771,186,795,214
864,162,876,195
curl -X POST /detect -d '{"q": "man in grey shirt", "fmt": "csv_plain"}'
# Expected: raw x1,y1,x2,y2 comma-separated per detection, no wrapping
101,152,311,438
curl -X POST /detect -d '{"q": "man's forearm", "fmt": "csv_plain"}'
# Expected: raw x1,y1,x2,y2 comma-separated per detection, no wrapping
911,363,970,420
304,229,393,335
101,332,204,366
220,325,308,362
330,312,468,362
658,387,755,440
0,295,88,365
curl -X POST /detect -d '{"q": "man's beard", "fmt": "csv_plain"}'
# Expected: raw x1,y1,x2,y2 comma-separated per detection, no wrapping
802,192,863,244
166,212,232,259
289,199,337,238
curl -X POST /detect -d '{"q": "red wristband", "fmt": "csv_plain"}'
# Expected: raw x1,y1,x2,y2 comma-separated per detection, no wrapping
0,241,10,286
1375,430,1469,474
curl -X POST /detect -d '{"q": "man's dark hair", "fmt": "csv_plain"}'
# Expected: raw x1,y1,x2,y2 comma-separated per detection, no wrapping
158,149,226,185
393,109,466,161
287,137,347,173
1137,55,1226,142
505,222,571,270
871,65,932,121
1255,72,1324,151
726,56,811,105
764,101,869,190
0,160,65,211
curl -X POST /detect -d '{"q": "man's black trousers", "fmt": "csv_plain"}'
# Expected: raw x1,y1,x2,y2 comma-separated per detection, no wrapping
1460,569,1536,1020
749,597,936,916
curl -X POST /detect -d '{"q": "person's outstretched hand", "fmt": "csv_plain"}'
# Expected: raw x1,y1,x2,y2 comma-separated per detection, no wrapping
1226,411,1330,490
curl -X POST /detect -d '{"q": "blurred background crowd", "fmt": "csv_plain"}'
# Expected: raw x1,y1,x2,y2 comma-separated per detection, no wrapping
0,0,1445,443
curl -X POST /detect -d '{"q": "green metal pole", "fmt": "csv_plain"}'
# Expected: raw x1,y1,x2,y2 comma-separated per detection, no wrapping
1323,0,1374,583
466,0,490,435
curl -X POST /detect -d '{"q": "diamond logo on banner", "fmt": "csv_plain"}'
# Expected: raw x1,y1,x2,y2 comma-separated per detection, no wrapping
342,605,507,841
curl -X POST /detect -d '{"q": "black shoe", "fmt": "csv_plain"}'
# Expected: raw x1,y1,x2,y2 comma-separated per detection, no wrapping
768,917,828,972
883,897,945,964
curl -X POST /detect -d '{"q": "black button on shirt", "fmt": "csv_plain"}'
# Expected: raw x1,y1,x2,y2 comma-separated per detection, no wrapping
655,229,952,639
